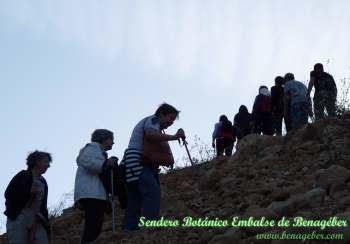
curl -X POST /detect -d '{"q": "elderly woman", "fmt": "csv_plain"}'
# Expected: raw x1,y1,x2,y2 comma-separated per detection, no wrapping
4,150,52,244
122,103,185,231
74,129,118,244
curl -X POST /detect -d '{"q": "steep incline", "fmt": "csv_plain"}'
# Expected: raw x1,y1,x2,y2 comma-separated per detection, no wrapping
1,117,350,244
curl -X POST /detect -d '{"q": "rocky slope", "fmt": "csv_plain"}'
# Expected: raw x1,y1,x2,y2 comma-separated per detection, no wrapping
1,116,350,244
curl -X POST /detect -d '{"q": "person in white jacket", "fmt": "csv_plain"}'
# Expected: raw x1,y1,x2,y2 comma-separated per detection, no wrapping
74,129,118,244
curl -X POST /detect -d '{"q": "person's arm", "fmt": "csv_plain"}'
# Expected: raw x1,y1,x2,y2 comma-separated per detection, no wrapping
307,76,315,95
211,123,219,147
4,171,29,203
252,96,258,116
283,95,290,121
145,128,183,142
76,144,106,174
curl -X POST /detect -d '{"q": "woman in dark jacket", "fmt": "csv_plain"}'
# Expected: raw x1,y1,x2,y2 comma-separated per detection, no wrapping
4,150,52,244
233,105,253,141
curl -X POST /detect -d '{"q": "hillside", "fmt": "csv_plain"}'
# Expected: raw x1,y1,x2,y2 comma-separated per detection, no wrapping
1,116,350,244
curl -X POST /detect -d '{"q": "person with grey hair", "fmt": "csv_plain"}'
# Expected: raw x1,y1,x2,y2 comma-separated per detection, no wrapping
4,150,52,244
74,129,118,244
283,73,313,130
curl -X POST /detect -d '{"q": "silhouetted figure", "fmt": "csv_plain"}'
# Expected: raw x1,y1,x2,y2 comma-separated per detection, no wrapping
270,76,285,135
307,63,337,120
212,115,235,157
233,105,253,141
252,85,273,135
284,73,312,130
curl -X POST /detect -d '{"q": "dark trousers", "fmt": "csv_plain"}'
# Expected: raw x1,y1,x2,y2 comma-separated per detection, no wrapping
314,90,337,120
79,198,106,244
123,167,160,230
216,138,234,157
272,113,283,136
254,113,273,135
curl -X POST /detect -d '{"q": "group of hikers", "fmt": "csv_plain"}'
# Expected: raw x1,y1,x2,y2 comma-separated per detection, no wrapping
4,103,185,244
3,62,339,243
212,63,338,157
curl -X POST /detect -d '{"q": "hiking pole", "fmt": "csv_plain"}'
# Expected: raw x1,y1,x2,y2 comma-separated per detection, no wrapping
182,138,194,166
110,168,116,234
110,157,118,234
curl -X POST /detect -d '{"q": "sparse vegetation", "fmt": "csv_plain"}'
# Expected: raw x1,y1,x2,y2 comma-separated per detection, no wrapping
335,76,350,117
48,191,74,219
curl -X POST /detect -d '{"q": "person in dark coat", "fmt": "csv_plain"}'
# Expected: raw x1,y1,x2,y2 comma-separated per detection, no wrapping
270,76,285,135
233,105,253,141
4,150,52,244
252,85,273,135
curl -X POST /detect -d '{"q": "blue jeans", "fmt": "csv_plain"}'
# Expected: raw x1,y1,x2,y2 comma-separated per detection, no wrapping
122,167,160,230
290,102,308,130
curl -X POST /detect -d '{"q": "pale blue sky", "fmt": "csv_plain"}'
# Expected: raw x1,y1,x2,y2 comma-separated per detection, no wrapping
1,0,350,233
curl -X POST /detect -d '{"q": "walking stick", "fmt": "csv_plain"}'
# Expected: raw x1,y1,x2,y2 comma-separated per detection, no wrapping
181,138,194,166
110,168,116,234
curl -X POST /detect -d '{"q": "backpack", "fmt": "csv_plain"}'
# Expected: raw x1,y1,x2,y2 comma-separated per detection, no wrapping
99,163,127,209
255,94,271,113
219,120,234,139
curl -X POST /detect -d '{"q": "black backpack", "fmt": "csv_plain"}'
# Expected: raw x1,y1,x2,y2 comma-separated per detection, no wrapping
99,163,127,209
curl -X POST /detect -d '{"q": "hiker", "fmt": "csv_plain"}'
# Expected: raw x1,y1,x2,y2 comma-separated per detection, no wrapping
284,73,313,130
212,115,235,157
233,105,253,141
122,103,185,231
252,85,273,135
270,76,285,135
307,63,337,120
74,129,119,244
4,150,52,244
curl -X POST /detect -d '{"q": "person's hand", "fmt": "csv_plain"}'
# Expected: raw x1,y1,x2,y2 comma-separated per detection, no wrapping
175,128,186,140
107,156,119,168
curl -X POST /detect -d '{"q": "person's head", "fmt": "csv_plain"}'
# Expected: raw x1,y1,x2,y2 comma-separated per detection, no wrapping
91,129,114,151
284,73,295,82
26,150,52,175
259,85,270,96
155,103,180,129
275,76,285,86
239,105,248,114
219,115,228,122
314,63,324,72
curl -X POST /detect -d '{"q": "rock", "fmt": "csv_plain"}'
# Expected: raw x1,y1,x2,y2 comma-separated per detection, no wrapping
314,165,350,191
329,183,347,198
199,168,220,191
271,190,290,201
267,199,296,217
329,211,350,243
300,188,326,208
339,196,350,208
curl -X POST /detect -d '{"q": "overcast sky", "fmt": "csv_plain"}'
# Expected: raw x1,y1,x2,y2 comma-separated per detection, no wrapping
1,0,350,233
